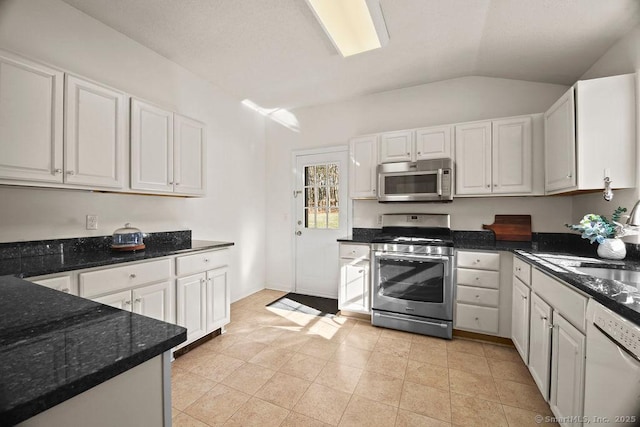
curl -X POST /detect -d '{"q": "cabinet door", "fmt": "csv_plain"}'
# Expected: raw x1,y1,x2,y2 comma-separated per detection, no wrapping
174,114,206,195
206,267,230,332
349,135,378,199
0,51,63,183
132,280,173,323
379,130,413,163
415,126,452,160
492,117,532,194
176,273,206,343
339,260,370,314
455,122,492,195
529,293,552,400
64,75,126,188
511,277,530,363
550,312,585,427
93,290,132,311
544,88,576,193
130,99,174,192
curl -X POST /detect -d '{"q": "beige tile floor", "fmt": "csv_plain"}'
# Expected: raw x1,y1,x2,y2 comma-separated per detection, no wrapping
171,289,558,426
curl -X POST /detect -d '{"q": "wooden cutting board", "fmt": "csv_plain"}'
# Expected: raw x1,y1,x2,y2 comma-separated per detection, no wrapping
482,215,532,241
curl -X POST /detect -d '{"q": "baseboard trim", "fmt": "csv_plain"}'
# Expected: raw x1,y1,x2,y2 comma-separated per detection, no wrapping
338,310,371,321
173,329,222,358
453,329,514,346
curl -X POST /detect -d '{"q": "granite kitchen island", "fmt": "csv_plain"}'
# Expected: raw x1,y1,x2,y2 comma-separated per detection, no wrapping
0,275,186,426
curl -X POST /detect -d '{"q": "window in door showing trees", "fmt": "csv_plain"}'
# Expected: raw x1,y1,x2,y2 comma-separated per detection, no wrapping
304,163,339,229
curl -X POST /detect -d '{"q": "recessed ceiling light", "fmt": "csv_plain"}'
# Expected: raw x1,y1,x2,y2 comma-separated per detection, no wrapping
305,0,389,57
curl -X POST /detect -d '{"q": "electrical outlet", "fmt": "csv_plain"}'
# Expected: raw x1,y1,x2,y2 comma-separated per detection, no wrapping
86,215,98,230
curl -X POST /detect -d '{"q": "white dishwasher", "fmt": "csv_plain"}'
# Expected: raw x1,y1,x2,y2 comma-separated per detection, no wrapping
583,300,640,426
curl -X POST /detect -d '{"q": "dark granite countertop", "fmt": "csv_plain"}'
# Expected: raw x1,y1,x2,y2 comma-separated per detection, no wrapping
338,228,639,325
513,250,640,326
0,239,234,278
0,275,186,425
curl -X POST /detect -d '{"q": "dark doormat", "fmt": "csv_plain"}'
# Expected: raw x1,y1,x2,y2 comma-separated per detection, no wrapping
266,293,339,317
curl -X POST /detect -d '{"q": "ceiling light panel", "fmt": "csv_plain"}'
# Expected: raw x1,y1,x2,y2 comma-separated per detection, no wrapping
306,0,389,57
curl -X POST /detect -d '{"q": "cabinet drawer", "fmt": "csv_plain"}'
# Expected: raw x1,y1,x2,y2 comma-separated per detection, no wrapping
80,259,172,298
457,285,499,307
177,249,230,276
456,303,499,334
339,244,370,260
457,251,500,270
513,257,531,286
532,268,587,332
32,275,74,294
457,268,499,289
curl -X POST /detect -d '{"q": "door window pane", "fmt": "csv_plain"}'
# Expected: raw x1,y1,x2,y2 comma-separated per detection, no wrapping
303,162,339,230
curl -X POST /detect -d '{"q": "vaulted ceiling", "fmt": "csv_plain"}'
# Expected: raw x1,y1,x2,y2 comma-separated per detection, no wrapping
61,0,640,110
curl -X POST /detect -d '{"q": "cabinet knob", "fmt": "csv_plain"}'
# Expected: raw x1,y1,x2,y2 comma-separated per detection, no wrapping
169,181,174,185
474,317,479,321
125,300,131,305
541,315,548,320
200,278,206,284
493,184,497,187
406,152,410,155
204,258,209,262
54,168,62,174
66,170,75,175
475,295,480,298
61,288,70,293
135,298,142,303
516,267,521,271
522,295,528,300
475,259,480,263
566,173,572,179
358,270,364,273
486,185,490,188
475,277,479,280
372,189,376,193
417,152,421,155
548,323,555,329
129,273,136,279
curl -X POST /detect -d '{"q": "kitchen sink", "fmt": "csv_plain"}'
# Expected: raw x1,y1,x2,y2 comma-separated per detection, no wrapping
575,266,640,284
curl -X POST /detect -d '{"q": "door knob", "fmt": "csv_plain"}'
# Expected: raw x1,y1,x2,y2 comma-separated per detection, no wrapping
296,231,302,236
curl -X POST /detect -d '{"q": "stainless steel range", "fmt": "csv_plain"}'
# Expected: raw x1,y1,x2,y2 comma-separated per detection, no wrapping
371,214,455,339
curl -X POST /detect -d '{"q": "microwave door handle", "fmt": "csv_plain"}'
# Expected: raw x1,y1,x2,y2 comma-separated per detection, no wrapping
437,168,443,196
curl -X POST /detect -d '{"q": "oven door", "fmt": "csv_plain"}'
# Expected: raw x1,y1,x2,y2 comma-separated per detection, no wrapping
372,251,454,320
378,170,443,202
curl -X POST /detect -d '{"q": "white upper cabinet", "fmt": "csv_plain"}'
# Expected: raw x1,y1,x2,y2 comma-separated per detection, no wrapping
545,74,636,194
379,130,413,163
545,89,576,192
456,116,535,196
455,121,492,195
349,134,378,199
174,114,206,195
131,100,207,196
415,125,453,160
65,75,126,188
492,116,532,194
0,51,63,183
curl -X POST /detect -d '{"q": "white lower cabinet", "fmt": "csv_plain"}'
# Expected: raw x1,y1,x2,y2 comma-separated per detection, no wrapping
550,313,586,427
338,243,371,314
528,292,552,401
511,276,530,363
30,274,76,295
92,280,173,323
176,249,231,348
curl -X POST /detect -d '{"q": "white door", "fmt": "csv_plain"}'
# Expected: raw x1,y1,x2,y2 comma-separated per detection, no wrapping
528,292,552,401
174,113,206,195
544,88,576,193
130,99,174,193
492,116,532,194
348,135,378,199
93,290,132,311
415,125,453,160
340,259,370,313
206,266,230,332
0,51,64,183
294,149,349,298
455,121,492,195
65,75,126,188
550,312,585,426
511,277,530,363
379,130,413,163
132,280,173,323
176,273,207,343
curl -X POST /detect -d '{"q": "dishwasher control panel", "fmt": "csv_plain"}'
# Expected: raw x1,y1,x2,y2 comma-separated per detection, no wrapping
594,305,640,360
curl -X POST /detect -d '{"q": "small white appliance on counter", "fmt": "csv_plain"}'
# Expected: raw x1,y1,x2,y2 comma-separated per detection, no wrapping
583,300,640,425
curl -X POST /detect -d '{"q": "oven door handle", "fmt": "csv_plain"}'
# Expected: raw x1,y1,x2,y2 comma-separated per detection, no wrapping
373,312,448,329
375,252,450,262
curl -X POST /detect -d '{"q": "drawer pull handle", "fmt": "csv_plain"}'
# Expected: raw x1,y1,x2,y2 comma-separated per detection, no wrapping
61,288,70,293
125,300,131,305
129,274,136,279
358,270,364,273
135,298,142,303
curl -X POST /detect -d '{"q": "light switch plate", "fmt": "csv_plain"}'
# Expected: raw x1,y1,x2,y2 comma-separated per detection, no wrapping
86,215,98,230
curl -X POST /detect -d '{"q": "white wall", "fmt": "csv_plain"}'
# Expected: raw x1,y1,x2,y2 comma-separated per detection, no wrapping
265,76,571,291
573,24,640,225
0,0,267,302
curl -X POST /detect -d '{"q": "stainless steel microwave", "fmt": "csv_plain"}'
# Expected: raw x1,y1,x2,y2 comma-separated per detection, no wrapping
377,158,454,202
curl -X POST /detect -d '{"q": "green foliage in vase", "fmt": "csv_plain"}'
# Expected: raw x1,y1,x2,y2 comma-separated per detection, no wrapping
565,207,627,244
